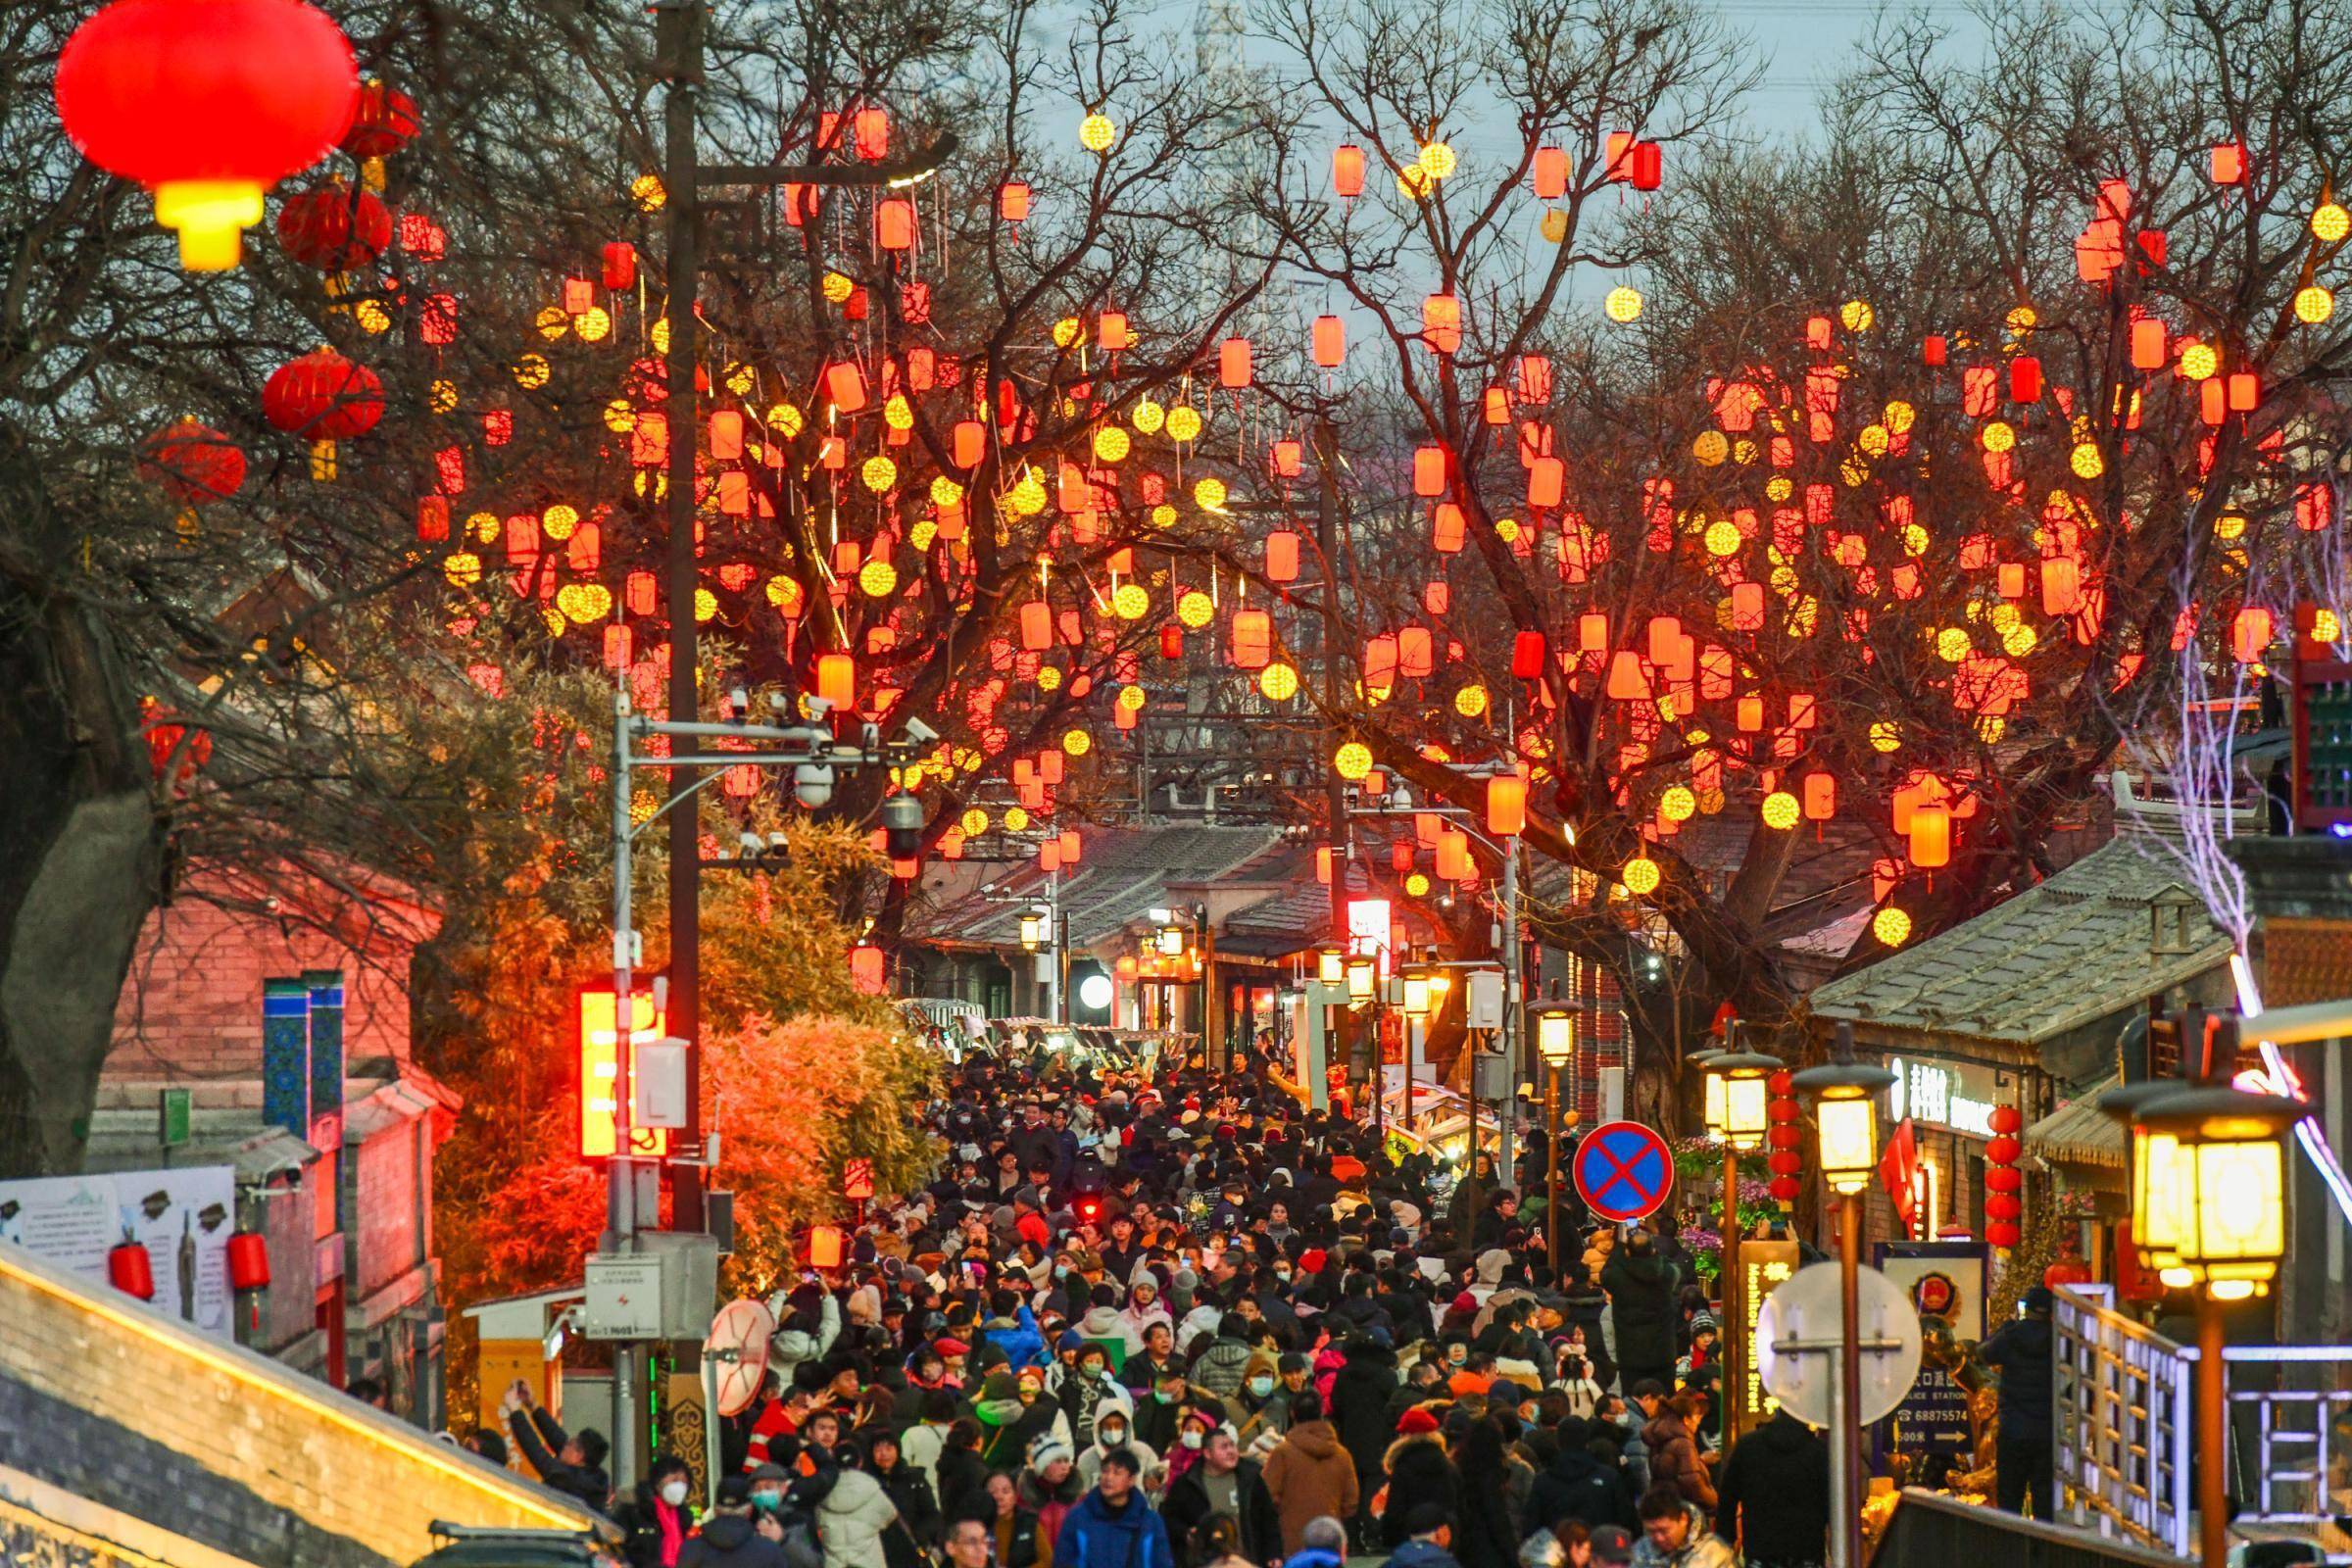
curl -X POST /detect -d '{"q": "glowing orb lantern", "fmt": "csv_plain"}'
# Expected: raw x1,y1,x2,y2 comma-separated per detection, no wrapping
56,0,360,270
1079,112,1117,153
1622,855,1661,896
1603,286,1642,323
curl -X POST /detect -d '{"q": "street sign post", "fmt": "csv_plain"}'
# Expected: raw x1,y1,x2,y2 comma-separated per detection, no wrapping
1755,1260,1924,1427
1572,1119,1676,1224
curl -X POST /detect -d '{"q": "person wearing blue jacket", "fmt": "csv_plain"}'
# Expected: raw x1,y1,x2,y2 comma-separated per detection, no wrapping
984,1290,1049,1368
1054,1449,1175,1568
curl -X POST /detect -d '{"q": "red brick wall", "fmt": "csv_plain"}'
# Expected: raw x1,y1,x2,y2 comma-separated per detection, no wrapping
356,1125,422,1297
107,887,422,1085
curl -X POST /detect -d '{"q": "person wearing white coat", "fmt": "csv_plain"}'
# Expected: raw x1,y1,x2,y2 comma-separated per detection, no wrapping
814,1464,902,1568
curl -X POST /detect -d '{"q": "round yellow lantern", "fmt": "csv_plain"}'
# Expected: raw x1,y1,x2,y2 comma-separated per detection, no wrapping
1603,286,1643,323
1873,906,1912,947
1259,662,1299,701
1063,728,1093,757
2313,202,2351,243
1165,405,1203,443
2295,285,2335,324
1094,425,1131,462
1079,112,1117,152
1838,299,1875,332
1761,791,1800,830
1334,741,1373,780
861,456,898,492
858,560,898,598
1193,477,1228,511
1622,856,1661,896
1176,590,1215,628
1111,583,1151,620
1454,683,1489,717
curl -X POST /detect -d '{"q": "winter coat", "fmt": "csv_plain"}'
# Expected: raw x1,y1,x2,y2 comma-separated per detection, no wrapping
992,1508,1051,1568
1053,1488,1177,1568
935,1445,993,1525
1378,1435,1460,1550
872,1460,943,1568
1641,1414,1715,1512
1117,1300,1175,1356
1978,1315,2056,1438
510,1406,612,1517
1329,1341,1403,1484
1188,1338,1254,1400
1600,1251,1681,1378
1021,1465,1089,1548
1160,1458,1282,1568
986,1305,1051,1370
1078,1406,1164,1494
1384,1538,1466,1568
1453,1455,1520,1568
814,1466,900,1568
1712,1410,1829,1562
1628,1501,1737,1568
678,1514,793,1568
1522,1441,1634,1534
1259,1421,1361,1556
613,1482,696,1568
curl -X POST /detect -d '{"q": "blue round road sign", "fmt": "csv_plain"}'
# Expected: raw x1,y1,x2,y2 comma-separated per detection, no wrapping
1572,1119,1675,1224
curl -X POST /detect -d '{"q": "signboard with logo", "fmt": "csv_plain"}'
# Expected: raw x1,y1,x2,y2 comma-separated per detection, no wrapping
1885,1054,2006,1137
1872,1240,1990,1475
0,1165,238,1339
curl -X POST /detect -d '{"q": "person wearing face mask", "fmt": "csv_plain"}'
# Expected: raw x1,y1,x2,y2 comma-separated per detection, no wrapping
679,1475,793,1568
1079,1404,1162,1494
615,1455,699,1568
1061,1341,1133,1434
1233,1348,1292,1455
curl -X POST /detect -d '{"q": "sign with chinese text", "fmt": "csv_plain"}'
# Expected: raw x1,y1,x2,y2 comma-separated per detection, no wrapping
579,988,669,1159
1885,1054,2004,1137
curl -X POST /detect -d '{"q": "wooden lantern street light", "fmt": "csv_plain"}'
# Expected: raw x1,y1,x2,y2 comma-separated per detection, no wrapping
1794,1055,1898,1568
2131,1086,2304,1568
1535,1002,1575,1272
2098,1079,2198,1287
1317,944,1347,988
1705,1047,1783,1449
54,0,360,270
1019,908,1048,953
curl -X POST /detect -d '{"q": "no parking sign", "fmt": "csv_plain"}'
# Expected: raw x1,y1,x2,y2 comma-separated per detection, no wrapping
1572,1119,1675,1224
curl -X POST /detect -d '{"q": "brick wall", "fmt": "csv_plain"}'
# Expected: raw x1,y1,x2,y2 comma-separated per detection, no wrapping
106,871,432,1094
0,1244,600,1568
355,1127,420,1298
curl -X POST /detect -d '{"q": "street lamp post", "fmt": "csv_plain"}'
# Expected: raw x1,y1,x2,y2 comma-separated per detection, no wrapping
1794,1056,1897,1568
2128,1086,2303,1568
1535,1003,1576,1275
1704,1046,1782,1448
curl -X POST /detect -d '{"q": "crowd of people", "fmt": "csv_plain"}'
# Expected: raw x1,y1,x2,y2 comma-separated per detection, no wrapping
494,1042,1836,1568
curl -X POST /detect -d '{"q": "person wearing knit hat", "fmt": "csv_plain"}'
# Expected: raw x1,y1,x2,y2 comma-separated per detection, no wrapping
1395,1406,1442,1436
1018,1432,1086,1546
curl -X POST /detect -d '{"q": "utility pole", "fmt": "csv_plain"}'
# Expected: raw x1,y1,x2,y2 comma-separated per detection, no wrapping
1314,416,1353,1118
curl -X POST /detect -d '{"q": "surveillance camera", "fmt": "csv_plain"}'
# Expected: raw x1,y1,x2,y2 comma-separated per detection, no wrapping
766,830,789,854
767,691,789,712
728,686,749,717
739,830,762,856
806,696,835,719
794,763,835,809
903,715,940,746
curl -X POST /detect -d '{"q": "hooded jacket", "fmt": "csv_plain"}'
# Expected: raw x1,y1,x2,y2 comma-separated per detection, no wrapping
813,1467,901,1568
1378,1434,1460,1550
1188,1336,1254,1400
1522,1441,1634,1533
1329,1340,1402,1481
1600,1250,1681,1375
1641,1413,1715,1511
1077,1405,1162,1492
1260,1421,1359,1557
679,1512,792,1568
1711,1410,1829,1562
1053,1487,1177,1568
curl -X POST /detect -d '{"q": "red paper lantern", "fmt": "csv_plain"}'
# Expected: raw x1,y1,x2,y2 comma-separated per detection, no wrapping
1988,1104,2022,1135
263,348,383,439
1768,1150,1802,1176
1985,1134,2022,1164
1986,1221,2021,1248
108,1239,155,1300
275,182,390,270
340,80,418,159
1332,144,1365,199
1984,1193,2023,1221
226,1230,271,1291
55,0,360,270
602,240,637,290
140,418,245,505
1770,1176,1802,1202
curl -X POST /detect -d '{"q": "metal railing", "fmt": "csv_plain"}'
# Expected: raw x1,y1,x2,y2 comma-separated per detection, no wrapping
2053,1283,2352,1561
1874,1486,2194,1568
2053,1283,2197,1554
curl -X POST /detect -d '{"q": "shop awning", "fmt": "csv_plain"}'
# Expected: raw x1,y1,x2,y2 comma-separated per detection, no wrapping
2026,1079,2127,1169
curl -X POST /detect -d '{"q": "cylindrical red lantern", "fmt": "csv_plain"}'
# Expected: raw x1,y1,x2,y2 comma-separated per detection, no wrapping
226,1230,271,1291
602,240,637,290
55,0,361,270
109,1239,155,1300
340,79,417,160
1332,144,1365,199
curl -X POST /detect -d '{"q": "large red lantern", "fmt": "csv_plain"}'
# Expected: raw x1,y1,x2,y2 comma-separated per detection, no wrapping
139,418,245,504
55,0,360,270
263,348,383,439
274,182,391,270
226,1229,271,1291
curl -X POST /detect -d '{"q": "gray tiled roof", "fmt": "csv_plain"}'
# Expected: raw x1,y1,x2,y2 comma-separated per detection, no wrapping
907,826,1288,950
1809,833,2234,1046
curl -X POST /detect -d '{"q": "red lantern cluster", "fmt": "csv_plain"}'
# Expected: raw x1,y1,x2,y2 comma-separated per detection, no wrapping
1765,1069,1802,1206
1984,1102,2024,1248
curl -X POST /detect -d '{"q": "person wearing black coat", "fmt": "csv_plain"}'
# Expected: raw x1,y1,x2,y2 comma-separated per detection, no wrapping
612,1461,699,1568
934,1421,994,1525
1524,1421,1635,1534
863,1431,943,1568
1599,1233,1681,1393
1557,1270,1615,1391
1377,1432,1460,1549
1160,1442,1282,1568
1712,1407,1830,1564
1978,1286,2057,1519
1327,1338,1402,1525
504,1388,613,1517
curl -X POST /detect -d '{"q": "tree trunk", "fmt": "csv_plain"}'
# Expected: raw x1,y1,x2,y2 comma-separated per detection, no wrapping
0,581,163,1177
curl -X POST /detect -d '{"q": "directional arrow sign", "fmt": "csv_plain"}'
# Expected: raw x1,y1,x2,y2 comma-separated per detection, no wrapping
1572,1119,1675,1224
